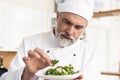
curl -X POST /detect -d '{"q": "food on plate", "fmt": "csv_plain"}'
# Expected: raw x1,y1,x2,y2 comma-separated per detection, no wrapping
45,59,79,75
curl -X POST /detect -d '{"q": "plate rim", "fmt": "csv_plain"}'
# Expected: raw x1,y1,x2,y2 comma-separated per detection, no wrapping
36,70,81,80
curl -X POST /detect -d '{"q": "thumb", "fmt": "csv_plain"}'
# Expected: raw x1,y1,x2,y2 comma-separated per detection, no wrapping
74,75,83,80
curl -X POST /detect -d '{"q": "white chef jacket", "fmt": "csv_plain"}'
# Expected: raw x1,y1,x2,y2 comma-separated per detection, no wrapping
1,29,100,80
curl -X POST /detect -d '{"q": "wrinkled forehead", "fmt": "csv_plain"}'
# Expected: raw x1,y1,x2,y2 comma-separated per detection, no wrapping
58,12,88,27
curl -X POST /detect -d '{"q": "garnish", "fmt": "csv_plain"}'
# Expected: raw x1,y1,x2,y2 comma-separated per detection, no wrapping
52,59,59,66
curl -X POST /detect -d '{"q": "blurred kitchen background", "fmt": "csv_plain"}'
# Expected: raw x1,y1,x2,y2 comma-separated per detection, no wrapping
0,0,120,80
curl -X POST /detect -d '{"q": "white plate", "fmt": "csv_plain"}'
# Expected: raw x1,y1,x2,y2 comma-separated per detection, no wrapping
35,67,81,80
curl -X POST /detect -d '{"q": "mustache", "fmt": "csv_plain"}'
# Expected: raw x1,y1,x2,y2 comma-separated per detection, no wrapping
60,32,75,41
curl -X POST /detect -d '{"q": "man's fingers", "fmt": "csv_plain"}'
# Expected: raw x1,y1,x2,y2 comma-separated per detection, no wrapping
24,50,41,66
28,50,35,58
74,75,83,80
23,57,30,65
77,75,83,79
28,50,41,59
39,57,48,66
23,57,29,61
34,48,52,66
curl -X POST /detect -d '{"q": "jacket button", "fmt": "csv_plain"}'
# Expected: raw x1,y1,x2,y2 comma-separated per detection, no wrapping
73,54,76,56
47,50,50,53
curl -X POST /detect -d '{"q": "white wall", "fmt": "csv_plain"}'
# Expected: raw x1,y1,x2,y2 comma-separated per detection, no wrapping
86,17,120,80
0,0,54,12
0,0,54,51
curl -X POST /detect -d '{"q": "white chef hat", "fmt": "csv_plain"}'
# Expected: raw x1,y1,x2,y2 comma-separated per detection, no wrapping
56,0,103,22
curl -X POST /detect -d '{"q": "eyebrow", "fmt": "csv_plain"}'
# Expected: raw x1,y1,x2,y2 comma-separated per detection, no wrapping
63,18,84,28
63,18,72,25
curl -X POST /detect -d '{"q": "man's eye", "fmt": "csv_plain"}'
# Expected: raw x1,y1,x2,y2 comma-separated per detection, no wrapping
64,21,71,25
75,26,84,30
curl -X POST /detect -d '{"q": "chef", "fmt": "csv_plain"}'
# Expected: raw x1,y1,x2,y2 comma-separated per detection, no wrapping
1,0,101,80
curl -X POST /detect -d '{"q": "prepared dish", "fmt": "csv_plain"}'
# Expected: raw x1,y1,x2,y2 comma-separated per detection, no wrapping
45,59,79,75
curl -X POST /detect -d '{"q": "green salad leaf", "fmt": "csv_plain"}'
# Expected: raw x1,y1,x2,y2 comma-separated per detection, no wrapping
45,64,79,75
52,59,59,66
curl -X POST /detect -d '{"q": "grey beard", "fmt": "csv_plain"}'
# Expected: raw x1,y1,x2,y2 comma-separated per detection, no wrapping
55,31,76,47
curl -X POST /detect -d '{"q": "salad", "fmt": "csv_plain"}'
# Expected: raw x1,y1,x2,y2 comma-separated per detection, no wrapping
45,60,79,75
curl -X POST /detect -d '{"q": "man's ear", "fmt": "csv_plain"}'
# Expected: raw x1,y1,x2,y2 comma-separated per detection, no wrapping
57,12,60,19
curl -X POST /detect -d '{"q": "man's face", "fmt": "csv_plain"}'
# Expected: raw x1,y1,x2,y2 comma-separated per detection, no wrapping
55,12,87,47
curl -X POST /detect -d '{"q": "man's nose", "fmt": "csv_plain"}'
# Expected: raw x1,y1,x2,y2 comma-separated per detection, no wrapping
66,26,74,35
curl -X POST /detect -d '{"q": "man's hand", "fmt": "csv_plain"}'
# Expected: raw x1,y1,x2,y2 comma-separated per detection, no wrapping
21,48,52,80
74,75,83,80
